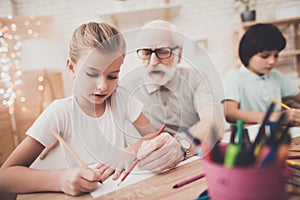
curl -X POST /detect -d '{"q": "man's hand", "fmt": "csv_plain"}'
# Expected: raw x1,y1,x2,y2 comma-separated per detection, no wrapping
137,132,184,173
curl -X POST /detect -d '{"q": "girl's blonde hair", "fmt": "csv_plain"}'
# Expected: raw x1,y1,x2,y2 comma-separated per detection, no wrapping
69,22,126,63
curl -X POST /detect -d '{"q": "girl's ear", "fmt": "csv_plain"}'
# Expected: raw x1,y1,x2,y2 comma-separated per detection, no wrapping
67,59,76,78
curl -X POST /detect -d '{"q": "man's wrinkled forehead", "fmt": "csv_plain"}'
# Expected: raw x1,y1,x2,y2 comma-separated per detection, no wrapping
136,28,176,48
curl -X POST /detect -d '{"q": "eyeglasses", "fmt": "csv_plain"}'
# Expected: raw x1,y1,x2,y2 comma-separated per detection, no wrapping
136,46,179,60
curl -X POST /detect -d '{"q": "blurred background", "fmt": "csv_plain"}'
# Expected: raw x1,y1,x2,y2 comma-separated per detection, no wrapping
0,0,299,165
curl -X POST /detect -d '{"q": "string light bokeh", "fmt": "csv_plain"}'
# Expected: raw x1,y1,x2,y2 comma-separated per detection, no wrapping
0,15,22,115
0,15,46,146
0,15,43,116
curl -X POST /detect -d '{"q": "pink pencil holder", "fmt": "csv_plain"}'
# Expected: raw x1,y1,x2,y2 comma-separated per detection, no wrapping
203,145,290,200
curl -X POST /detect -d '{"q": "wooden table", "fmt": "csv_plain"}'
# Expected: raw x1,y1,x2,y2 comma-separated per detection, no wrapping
16,156,300,200
17,159,207,200
16,130,300,200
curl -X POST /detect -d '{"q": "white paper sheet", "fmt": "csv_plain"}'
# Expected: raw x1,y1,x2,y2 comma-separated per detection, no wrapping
90,156,200,198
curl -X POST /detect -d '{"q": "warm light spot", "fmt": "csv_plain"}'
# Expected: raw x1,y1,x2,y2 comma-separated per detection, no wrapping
38,76,44,82
6,34,13,39
16,90,21,95
2,26,8,32
10,53,16,58
11,23,17,31
20,97,26,102
38,85,44,91
27,29,33,34
14,45,20,50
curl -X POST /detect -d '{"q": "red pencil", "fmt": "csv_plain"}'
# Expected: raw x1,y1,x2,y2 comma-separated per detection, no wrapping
117,124,166,186
287,155,300,160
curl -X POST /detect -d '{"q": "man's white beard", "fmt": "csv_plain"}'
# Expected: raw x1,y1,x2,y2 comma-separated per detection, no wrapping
146,64,176,86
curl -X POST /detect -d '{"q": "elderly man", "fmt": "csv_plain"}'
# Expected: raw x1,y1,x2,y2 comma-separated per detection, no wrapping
121,20,224,167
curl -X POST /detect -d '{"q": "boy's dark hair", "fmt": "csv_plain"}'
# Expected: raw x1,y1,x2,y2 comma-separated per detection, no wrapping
239,23,286,67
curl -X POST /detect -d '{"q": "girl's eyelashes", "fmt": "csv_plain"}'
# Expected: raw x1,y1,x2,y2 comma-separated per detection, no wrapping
85,72,118,80
86,72,99,78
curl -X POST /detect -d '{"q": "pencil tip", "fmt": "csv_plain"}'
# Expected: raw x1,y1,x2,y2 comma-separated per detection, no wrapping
173,185,178,188
117,182,121,187
99,179,103,184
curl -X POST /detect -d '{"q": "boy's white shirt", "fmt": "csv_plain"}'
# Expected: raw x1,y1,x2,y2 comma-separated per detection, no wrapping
223,66,299,112
26,87,143,167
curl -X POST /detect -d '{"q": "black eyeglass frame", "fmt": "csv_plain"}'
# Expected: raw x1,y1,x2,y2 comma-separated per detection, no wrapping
136,46,179,60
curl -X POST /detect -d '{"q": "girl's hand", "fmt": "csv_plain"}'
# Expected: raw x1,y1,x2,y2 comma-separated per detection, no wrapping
137,132,184,173
95,149,136,182
59,167,100,196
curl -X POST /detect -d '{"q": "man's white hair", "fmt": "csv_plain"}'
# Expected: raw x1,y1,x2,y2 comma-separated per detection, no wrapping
139,20,183,47
142,20,178,32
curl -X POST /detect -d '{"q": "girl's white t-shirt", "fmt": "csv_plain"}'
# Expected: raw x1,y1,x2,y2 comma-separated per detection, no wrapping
26,87,143,167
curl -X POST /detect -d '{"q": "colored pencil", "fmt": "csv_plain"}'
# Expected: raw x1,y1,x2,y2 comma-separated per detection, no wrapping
287,155,300,160
250,102,275,158
286,180,300,187
292,171,300,178
271,97,291,110
49,128,88,168
289,147,300,152
287,160,300,170
172,173,205,188
118,159,139,186
117,124,166,186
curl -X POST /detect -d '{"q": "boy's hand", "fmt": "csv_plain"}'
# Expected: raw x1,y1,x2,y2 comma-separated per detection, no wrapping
286,109,300,125
60,167,100,196
137,132,184,173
